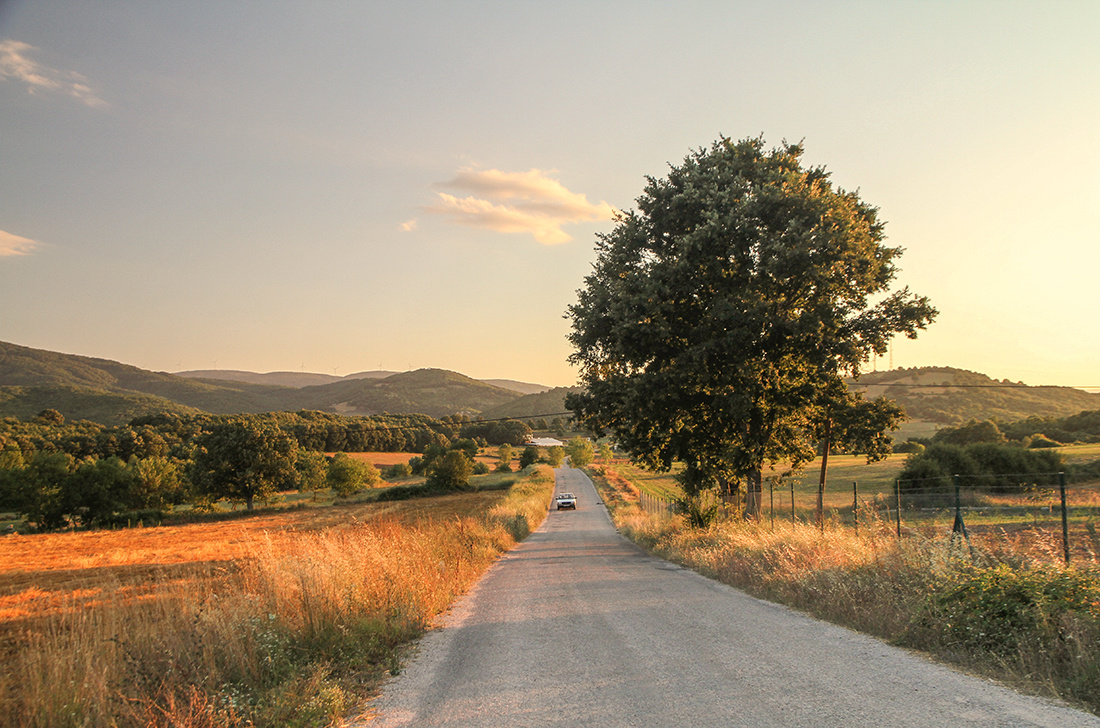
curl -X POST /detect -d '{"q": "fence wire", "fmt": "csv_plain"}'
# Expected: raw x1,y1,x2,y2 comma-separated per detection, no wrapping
632,472,1100,565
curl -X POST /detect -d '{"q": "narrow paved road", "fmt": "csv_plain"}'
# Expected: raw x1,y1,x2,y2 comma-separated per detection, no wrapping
363,467,1099,727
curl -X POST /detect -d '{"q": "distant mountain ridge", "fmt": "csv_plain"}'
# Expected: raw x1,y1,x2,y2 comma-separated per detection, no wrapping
3,341,1098,428
175,369,397,389
174,368,549,394
0,341,547,424
849,367,1100,426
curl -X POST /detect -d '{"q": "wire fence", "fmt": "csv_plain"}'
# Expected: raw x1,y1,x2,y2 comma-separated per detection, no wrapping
639,490,675,518
635,472,1100,565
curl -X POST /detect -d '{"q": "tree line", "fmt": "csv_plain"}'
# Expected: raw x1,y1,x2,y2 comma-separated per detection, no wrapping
0,409,535,531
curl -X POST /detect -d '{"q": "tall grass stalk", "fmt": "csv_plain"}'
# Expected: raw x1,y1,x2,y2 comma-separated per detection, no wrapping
591,467,1100,714
1,465,555,727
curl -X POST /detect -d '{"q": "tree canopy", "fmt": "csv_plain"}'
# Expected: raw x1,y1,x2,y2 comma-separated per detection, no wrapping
190,420,297,510
566,136,936,516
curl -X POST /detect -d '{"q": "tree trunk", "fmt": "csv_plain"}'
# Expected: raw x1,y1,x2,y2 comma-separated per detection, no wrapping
246,494,254,511
744,468,762,520
816,418,831,529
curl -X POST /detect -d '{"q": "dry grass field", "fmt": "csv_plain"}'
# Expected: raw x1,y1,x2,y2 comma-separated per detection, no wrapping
601,447,1100,565
0,466,556,727
588,464,1100,714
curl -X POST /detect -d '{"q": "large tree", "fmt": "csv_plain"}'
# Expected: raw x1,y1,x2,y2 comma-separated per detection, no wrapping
566,137,936,517
190,420,298,510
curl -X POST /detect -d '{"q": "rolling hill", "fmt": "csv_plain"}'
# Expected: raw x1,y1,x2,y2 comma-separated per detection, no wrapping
850,367,1100,426
290,368,522,418
4,341,1099,430
482,386,581,420
174,369,398,388
0,341,529,423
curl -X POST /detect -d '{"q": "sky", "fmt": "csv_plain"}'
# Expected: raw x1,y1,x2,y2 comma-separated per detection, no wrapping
1,1,1098,389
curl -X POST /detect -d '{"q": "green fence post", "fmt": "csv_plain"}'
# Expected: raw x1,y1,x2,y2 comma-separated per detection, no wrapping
951,473,968,539
853,481,858,536
1060,472,1070,565
894,479,902,538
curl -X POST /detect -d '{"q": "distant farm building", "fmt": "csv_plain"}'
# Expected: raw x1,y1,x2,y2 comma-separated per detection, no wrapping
527,437,564,447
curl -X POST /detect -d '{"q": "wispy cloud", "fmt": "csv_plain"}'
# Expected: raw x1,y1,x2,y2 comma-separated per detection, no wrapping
400,219,418,232
426,168,615,245
0,230,41,256
0,39,106,107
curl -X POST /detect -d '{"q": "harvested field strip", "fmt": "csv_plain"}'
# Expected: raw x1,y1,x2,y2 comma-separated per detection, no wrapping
0,467,556,727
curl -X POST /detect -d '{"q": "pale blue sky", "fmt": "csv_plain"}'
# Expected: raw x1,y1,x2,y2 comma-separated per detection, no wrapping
2,1,1097,388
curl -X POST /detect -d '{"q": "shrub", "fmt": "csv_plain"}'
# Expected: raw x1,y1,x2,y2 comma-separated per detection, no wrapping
384,462,412,479
519,446,540,469
899,442,1064,495
426,450,473,491
1027,434,1063,449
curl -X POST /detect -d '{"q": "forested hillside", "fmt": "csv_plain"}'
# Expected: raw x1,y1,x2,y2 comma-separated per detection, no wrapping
851,367,1100,426
0,342,528,424
482,386,580,420
5,341,1099,429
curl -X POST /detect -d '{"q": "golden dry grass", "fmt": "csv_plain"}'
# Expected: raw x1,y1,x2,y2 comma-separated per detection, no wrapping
587,465,1100,714
335,452,419,468
0,467,557,727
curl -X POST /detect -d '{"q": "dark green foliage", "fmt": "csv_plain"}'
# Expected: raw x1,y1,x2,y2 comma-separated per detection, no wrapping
898,442,1064,493
326,452,381,497
459,419,531,446
519,446,540,469
1000,409,1100,445
675,494,720,528
566,136,935,517
383,462,412,479
932,419,1005,445
11,451,75,529
190,420,298,510
1068,459,1100,483
294,450,329,495
451,438,479,460
425,450,473,491
919,565,1100,656
1027,434,1063,449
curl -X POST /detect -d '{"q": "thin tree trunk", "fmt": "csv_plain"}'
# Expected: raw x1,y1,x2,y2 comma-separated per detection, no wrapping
744,468,762,520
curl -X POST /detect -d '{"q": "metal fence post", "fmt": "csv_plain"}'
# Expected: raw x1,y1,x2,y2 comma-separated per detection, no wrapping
1060,471,1070,565
894,479,902,538
790,479,796,525
951,474,968,540
769,480,774,530
853,481,858,536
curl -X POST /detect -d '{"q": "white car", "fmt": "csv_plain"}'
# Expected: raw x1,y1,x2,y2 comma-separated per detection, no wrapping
555,493,577,510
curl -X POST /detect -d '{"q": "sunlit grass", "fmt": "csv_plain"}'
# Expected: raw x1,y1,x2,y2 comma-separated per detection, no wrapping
0,465,555,727
588,465,1100,715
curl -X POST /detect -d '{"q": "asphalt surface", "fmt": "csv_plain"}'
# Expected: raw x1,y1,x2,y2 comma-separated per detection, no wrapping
361,466,1100,727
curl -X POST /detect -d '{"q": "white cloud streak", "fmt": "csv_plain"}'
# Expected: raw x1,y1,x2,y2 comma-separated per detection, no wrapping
0,230,42,256
426,168,615,245
0,39,106,107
